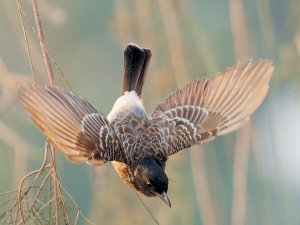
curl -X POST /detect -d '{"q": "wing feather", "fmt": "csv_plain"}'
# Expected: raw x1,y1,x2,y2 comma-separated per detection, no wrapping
152,59,274,156
19,85,124,164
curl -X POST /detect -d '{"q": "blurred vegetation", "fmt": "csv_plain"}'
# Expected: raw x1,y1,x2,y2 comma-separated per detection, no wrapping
0,0,300,224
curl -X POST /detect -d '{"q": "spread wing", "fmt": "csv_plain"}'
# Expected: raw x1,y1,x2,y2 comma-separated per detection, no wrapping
19,85,125,165
152,60,274,156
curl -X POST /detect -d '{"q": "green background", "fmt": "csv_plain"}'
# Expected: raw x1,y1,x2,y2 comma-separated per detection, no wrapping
0,0,299,224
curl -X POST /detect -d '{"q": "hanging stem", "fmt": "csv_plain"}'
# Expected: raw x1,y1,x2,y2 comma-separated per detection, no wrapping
31,0,56,85
16,0,36,85
31,1,61,224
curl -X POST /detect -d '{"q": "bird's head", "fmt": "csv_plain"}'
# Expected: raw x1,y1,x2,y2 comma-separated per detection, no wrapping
133,156,171,207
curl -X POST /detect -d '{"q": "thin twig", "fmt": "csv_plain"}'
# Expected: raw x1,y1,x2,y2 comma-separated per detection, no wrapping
134,191,160,225
18,5,73,90
54,176,96,225
47,142,60,225
31,1,66,223
48,142,72,225
26,170,52,219
13,1,93,224
18,143,48,224
28,199,55,225
31,0,56,85
16,0,36,85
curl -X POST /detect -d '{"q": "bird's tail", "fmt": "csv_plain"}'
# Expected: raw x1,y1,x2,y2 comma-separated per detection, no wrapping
121,43,152,97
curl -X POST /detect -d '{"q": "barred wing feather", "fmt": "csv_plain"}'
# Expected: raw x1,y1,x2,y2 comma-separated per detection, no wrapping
19,85,124,165
152,60,274,156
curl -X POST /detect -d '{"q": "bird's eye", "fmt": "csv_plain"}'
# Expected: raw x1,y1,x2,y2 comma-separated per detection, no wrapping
146,182,153,188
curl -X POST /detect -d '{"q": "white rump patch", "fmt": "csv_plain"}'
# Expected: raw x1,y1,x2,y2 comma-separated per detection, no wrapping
107,91,146,122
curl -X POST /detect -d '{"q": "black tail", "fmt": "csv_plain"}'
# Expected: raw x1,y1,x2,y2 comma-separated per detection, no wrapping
121,43,152,96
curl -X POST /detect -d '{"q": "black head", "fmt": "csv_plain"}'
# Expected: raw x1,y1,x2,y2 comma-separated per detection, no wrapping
133,157,171,207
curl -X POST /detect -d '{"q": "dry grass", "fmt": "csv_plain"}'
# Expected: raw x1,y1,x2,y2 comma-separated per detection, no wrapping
0,1,94,224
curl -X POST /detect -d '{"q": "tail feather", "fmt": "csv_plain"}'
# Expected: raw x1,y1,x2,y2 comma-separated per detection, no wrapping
121,43,151,96
136,48,152,96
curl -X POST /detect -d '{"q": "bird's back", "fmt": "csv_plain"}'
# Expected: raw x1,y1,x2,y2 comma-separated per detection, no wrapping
109,44,154,185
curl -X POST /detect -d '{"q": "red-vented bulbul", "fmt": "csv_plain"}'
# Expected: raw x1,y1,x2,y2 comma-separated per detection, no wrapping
19,43,274,207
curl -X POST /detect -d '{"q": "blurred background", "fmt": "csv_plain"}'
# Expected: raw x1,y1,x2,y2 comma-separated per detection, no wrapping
0,0,299,224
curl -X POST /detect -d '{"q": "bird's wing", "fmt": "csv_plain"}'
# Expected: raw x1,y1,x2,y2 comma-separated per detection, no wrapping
151,60,274,156
19,85,125,165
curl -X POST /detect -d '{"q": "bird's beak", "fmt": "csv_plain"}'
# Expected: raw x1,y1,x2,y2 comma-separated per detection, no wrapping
158,191,171,208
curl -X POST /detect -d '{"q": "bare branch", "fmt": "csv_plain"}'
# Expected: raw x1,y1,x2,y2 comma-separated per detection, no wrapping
31,0,56,85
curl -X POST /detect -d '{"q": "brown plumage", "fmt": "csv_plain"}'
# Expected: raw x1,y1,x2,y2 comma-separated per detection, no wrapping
19,43,274,207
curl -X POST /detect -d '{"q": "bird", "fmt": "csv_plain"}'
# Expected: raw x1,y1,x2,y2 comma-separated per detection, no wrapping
19,43,274,208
